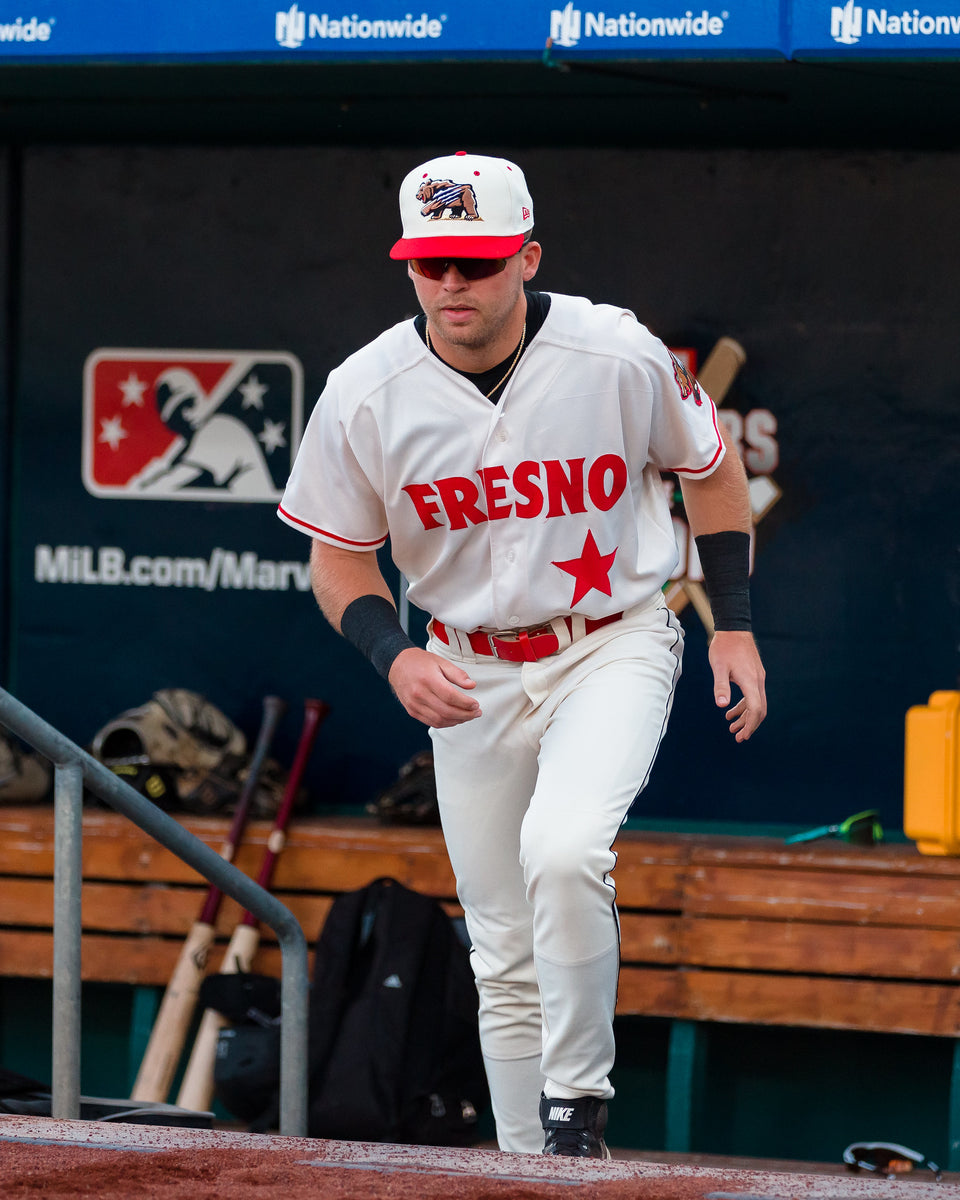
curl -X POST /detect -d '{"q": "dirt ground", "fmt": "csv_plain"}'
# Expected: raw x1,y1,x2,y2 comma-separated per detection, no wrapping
0,1116,952,1200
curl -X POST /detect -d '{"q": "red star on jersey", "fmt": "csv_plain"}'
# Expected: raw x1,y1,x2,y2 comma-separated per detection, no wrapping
552,530,618,607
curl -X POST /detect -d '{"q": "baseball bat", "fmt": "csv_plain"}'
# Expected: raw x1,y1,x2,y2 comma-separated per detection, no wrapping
129,694,287,1104
176,697,329,1113
668,336,747,624
696,336,746,406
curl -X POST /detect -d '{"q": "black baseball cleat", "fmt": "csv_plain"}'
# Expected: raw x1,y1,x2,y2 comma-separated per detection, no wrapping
540,1093,612,1159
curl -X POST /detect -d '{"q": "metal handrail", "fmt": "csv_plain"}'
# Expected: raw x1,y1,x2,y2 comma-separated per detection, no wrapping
0,686,309,1136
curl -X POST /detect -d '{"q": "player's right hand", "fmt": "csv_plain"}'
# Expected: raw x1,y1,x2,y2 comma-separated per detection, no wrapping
387,648,481,729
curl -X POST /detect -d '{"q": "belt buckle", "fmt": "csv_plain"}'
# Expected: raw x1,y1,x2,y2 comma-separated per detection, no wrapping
491,624,559,662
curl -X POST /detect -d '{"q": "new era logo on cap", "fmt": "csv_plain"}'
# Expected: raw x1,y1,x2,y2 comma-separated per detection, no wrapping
390,151,534,261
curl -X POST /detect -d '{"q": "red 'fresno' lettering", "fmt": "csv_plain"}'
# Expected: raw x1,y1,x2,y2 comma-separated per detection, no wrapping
476,466,513,519
434,476,486,530
589,455,628,511
401,483,443,529
545,458,586,517
403,454,627,531
513,460,543,518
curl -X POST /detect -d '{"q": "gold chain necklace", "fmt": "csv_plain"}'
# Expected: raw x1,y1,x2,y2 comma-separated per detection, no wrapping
426,323,526,399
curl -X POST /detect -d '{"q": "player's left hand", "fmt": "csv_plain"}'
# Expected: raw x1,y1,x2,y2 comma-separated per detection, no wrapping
708,630,767,742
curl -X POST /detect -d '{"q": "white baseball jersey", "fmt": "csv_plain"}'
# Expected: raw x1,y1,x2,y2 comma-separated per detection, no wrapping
278,292,724,632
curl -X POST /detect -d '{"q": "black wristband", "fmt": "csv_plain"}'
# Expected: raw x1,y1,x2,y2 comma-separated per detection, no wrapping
694,531,753,632
340,594,416,680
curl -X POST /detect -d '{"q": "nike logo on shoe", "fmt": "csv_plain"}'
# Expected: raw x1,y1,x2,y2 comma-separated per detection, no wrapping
548,1105,575,1122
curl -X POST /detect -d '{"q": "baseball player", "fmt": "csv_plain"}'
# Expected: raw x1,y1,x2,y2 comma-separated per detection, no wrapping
279,152,766,1157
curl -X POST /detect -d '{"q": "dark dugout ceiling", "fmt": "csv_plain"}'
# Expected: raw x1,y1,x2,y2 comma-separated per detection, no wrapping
1,59,960,148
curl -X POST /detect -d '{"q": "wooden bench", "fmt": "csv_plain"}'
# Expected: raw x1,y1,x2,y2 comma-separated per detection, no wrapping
3,805,960,1164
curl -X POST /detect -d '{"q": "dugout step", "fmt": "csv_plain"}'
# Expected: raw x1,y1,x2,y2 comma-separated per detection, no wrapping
1,1089,213,1129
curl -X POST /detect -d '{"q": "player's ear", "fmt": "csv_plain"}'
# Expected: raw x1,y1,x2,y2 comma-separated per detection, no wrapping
520,241,542,282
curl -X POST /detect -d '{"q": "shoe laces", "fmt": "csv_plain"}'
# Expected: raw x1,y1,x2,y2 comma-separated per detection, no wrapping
546,1126,600,1156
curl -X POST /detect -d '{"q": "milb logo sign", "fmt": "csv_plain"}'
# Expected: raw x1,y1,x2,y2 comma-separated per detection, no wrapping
82,349,303,503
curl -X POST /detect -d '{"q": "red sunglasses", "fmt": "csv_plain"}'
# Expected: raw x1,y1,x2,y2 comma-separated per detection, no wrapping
408,255,513,282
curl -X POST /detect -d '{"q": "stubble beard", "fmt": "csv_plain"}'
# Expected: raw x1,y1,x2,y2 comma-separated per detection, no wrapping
426,278,525,354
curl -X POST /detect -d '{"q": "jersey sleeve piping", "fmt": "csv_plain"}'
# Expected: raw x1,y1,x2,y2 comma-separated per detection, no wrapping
277,504,388,549
665,397,726,476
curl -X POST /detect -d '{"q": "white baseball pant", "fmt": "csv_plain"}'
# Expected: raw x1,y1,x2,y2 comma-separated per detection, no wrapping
427,596,683,1153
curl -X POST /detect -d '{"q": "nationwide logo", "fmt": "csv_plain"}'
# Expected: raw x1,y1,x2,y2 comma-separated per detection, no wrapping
831,1,960,42
549,2,726,47
0,15,53,42
831,0,862,40
276,3,306,45
275,3,445,47
82,349,303,503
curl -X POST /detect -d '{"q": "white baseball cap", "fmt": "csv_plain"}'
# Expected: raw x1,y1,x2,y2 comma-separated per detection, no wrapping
389,151,534,260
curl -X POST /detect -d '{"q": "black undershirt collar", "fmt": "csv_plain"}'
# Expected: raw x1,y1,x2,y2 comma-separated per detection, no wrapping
416,291,551,402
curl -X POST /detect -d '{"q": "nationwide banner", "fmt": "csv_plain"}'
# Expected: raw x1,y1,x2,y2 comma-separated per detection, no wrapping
4,1,958,59
791,0,960,53
0,0,784,60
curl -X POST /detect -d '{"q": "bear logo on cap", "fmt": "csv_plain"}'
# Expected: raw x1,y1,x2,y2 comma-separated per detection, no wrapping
416,177,481,222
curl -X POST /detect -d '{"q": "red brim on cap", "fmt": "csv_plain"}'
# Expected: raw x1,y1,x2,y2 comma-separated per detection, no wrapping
389,232,526,260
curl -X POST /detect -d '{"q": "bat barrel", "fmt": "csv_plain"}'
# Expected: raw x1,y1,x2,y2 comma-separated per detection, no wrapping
197,694,287,926
174,697,328,1123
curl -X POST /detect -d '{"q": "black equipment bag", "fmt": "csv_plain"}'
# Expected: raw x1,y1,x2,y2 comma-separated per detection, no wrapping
213,876,488,1145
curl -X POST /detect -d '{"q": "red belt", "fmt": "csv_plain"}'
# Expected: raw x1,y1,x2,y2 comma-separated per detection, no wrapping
432,612,623,663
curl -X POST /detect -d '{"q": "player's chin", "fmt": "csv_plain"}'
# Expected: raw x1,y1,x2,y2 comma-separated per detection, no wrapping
435,310,483,338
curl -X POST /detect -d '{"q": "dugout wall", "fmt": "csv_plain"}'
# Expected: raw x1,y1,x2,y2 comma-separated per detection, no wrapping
0,147,10,682
1,139,957,828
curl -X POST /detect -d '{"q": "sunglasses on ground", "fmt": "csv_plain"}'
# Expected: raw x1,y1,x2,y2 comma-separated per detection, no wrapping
844,1141,942,1180
784,809,884,846
408,254,516,281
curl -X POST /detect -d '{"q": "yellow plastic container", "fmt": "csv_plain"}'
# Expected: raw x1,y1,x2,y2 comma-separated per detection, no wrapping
904,690,960,855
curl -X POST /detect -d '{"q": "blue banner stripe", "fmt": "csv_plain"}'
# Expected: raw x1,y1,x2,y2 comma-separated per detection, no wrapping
0,2,783,59
1,3,959,60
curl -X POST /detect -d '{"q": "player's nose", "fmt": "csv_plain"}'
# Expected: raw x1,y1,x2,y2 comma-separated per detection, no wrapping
439,264,469,288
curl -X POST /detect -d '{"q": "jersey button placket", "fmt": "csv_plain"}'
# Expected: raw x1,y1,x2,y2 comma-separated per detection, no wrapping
483,420,517,632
